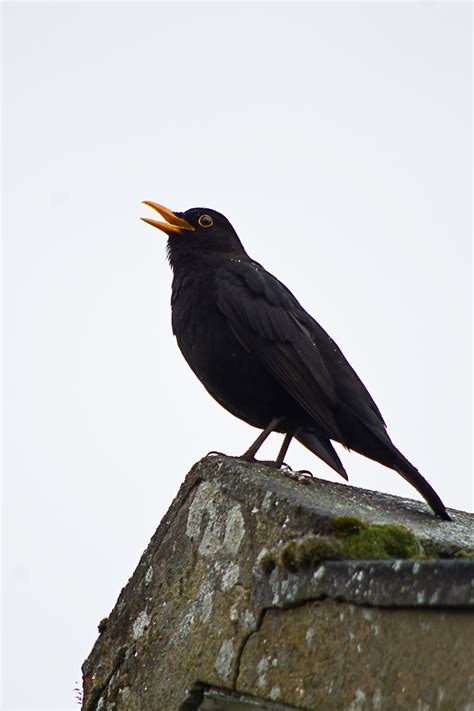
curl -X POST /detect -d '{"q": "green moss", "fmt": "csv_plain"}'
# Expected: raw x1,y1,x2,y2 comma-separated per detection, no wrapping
259,551,277,574
98,617,109,633
261,516,457,573
333,516,424,560
422,541,453,558
454,549,474,560
280,536,344,572
332,516,368,537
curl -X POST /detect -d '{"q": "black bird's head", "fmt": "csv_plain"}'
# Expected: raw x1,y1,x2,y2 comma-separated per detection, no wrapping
141,201,248,266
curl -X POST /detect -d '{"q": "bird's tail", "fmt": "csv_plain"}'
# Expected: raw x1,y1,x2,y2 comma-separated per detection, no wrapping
391,448,451,521
296,429,348,481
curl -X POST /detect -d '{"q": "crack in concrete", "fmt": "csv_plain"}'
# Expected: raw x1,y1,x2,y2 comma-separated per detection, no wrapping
232,596,332,696
233,607,266,690
84,644,129,711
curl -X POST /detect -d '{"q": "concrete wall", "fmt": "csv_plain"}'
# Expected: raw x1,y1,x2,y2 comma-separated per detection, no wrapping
82,456,474,711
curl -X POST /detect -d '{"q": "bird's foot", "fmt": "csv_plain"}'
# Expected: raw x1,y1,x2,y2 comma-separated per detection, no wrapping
207,452,315,486
281,467,315,485
240,458,314,486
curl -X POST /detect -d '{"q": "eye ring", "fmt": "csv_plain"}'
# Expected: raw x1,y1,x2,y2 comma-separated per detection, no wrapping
198,214,213,228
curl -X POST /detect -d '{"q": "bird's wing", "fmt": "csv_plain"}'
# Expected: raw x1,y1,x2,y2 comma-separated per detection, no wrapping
215,259,343,439
304,315,387,431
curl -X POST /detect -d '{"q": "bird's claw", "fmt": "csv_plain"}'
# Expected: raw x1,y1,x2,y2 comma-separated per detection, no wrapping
297,468,314,478
281,467,315,485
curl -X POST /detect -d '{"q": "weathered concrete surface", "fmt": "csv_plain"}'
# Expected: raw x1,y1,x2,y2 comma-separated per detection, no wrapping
237,602,474,709
81,456,474,711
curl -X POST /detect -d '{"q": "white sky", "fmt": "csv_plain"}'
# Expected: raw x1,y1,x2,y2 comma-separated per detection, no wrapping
3,2,472,709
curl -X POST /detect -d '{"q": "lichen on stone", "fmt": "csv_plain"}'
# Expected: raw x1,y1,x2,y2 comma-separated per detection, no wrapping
132,610,150,641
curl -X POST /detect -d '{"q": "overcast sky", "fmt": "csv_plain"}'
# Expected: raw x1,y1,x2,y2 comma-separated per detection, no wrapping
3,2,472,709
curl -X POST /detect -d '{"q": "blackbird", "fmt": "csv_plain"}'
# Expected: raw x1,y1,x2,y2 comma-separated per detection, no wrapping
141,201,450,520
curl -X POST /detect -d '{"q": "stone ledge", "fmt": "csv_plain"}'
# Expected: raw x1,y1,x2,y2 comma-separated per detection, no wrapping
254,559,474,609
81,455,474,711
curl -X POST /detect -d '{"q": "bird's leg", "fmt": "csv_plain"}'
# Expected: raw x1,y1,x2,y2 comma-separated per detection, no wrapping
240,416,283,461
275,432,293,468
274,430,316,483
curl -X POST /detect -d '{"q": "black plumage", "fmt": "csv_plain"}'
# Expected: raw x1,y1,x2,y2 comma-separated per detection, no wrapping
141,201,450,520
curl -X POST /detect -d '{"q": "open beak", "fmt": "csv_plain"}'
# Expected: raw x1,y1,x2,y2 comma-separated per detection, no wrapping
140,201,195,235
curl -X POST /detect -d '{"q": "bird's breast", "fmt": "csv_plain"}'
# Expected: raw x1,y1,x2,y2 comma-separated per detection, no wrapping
170,269,287,426
171,271,242,381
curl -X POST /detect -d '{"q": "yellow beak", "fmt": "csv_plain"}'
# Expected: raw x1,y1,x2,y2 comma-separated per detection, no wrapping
140,201,195,235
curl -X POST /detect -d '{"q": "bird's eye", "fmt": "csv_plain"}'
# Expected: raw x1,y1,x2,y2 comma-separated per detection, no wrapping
198,214,213,228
